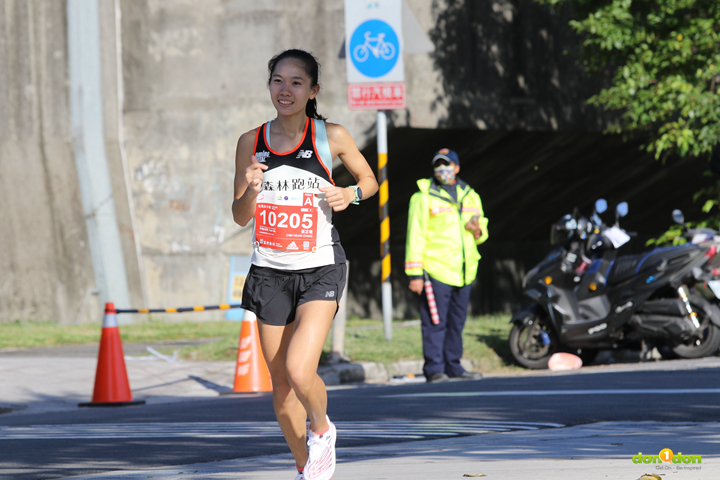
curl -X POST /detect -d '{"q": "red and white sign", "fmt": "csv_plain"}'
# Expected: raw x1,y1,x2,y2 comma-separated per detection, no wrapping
347,82,406,110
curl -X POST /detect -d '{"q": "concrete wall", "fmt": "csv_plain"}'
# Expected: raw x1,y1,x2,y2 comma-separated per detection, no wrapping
98,0,147,311
427,0,607,130
1,0,607,322
118,0,380,317
0,0,97,323
0,0,146,324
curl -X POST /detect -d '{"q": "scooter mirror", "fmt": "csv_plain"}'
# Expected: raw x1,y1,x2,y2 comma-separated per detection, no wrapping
672,209,685,224
616,202,629,218
595,199,607,214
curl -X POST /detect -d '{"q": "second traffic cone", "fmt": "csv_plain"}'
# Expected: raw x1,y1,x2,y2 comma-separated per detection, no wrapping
232,310,272,392
79,303,145,407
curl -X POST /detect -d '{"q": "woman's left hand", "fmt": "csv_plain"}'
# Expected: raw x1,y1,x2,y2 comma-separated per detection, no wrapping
319,186,354,212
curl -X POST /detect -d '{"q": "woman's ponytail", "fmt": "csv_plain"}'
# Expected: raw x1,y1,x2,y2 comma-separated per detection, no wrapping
305,98,324,120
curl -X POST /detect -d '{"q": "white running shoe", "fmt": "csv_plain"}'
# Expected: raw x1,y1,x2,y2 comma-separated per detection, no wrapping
304,416,336,480
294,473,304,480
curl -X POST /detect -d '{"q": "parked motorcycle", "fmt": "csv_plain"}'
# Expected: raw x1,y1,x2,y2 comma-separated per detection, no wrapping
509,200,720,369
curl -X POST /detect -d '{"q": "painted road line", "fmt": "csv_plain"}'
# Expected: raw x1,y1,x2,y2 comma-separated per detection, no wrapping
382,388,720,398
0,420,563,440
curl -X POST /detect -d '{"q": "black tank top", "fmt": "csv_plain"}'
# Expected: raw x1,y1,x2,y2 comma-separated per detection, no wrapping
251,118,346,270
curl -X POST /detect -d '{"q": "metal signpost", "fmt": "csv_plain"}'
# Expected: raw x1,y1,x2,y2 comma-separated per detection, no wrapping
345,0,405,340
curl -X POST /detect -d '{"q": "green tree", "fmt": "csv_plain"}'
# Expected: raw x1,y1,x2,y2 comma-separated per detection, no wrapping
538,0,720,241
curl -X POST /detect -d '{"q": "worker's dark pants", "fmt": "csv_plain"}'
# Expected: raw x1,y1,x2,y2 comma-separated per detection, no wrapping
419,275,472,378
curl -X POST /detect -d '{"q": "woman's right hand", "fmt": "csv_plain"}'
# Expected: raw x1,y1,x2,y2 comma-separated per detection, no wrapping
245,155,268,195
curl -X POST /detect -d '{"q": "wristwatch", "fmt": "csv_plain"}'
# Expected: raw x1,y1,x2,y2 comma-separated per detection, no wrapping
350,185,362,205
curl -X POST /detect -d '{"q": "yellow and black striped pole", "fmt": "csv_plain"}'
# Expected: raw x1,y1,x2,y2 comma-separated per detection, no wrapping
377,111,393,340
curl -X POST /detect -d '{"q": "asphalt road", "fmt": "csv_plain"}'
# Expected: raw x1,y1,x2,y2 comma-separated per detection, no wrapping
2,364,720,480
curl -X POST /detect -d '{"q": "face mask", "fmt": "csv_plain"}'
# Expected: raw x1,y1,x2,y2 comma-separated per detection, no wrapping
434,165,456,185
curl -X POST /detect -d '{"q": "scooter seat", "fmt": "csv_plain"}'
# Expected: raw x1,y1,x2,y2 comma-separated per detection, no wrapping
607,244,701,286
606,254,644,285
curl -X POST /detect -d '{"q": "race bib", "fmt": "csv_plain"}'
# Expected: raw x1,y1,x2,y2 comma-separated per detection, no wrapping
254,192,318,251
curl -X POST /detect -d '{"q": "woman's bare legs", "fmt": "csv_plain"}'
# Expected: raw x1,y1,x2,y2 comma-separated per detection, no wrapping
257,300,336,468
286,300,336,433
257,321,308,467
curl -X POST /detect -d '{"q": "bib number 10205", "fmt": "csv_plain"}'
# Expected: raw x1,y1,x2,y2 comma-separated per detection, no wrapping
255,201,318,251
258,210,313,230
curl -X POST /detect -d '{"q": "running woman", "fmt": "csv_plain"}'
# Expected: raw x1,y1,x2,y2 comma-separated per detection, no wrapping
232,49,378,480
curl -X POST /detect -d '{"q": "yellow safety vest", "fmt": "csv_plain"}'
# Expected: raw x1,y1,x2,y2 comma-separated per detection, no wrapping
405,178,489,287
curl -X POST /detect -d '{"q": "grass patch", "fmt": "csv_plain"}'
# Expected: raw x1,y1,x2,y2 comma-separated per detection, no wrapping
0,318,241,350
175,337,241,362
0,321,102,349
461,314,523,373
1,315,520,373
326,314,520,373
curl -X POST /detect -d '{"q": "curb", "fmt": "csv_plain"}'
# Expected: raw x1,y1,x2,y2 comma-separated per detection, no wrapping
317,362,388,385
317,359,478,385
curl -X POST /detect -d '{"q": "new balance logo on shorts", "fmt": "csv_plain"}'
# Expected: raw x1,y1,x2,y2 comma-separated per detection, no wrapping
325,291,335,298
296,150,313,159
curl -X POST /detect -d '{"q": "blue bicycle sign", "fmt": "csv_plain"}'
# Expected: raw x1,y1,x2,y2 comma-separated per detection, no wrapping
353,31,396,62
349,19,400,78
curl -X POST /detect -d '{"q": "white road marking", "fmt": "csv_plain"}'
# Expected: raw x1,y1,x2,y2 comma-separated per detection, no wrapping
0,420,563,440
382,388,720,398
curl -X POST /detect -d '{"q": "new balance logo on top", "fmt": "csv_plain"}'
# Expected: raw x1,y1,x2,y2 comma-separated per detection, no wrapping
255,151,270,163
287,241,299,250
325,291,335,298
296,150,313,159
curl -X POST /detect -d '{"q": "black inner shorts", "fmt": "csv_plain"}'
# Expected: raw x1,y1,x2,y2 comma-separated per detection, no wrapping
240,263,347,326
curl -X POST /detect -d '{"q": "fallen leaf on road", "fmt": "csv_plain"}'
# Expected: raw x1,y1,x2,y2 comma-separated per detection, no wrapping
463,474,486,477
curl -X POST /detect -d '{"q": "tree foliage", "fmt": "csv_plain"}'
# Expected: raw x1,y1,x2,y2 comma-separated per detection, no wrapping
538,0,720,160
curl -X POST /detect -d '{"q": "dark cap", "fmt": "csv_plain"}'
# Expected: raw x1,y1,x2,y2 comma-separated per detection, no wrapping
432,148,459,166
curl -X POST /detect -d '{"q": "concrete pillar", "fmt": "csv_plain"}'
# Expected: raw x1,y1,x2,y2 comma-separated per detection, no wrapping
67,0,131,314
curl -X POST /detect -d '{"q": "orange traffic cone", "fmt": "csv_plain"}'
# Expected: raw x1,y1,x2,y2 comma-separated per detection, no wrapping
231,310,272,392
79,303,145,407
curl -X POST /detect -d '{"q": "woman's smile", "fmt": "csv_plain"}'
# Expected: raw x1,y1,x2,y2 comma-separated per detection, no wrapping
269,58,319,116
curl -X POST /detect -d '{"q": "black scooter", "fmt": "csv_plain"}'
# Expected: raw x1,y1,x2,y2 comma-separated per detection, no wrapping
509,200,720,369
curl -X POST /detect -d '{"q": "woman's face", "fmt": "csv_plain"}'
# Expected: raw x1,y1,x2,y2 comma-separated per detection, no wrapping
269,58,319,117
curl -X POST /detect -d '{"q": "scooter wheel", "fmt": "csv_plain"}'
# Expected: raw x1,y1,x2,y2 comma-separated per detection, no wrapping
509,321,557,369
671,295,720,359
